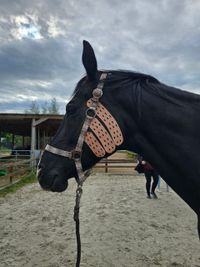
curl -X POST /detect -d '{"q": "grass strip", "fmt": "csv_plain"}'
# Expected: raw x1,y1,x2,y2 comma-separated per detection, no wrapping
0,172,37,197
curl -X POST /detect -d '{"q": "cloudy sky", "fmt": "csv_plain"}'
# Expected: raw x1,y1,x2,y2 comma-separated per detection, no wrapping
0,0,200,113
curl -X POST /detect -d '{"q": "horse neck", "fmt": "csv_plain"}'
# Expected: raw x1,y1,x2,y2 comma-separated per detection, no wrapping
111,79,142,153
133,82,200,215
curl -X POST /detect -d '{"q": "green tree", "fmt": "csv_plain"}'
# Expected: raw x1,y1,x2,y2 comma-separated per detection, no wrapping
25,101,40,114
48,97,59,114
24,98,60,114
41,101,48,114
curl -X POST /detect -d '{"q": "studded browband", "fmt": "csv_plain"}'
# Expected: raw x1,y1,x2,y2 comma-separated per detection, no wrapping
45,72,123,185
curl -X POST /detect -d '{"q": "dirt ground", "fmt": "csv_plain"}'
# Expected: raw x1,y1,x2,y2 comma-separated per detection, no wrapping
0,173,200,267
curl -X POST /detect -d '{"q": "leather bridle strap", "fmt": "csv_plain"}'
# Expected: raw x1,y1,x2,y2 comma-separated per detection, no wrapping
45,144,72,158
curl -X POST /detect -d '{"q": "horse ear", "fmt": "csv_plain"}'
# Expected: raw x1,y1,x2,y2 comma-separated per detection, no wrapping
82,40,98,81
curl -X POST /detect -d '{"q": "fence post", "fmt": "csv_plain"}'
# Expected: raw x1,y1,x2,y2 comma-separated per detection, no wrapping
9,166,13,184
105,158,108,173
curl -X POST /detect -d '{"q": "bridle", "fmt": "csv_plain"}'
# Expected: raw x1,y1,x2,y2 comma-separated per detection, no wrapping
43,72,108,267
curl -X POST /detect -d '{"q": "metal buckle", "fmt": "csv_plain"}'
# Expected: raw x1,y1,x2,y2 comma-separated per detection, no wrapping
72,150,82,161
86,107,96,119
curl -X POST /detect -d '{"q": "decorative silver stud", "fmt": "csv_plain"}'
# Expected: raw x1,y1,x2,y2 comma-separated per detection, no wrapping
92,88,103,99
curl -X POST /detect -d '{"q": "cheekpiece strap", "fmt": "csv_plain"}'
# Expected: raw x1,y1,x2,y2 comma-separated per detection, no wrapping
74,73,107,185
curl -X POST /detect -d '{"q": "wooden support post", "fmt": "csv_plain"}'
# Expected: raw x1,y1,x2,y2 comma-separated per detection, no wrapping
31,119,36,168
32,117,47,150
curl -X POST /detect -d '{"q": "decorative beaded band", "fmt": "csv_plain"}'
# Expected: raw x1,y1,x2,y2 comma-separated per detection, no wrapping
85,99,124,157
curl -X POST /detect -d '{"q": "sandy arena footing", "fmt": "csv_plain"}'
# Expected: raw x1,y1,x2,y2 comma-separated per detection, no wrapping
0,174,200,267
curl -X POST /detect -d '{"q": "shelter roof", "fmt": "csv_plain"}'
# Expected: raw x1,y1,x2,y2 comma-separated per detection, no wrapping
0,113,64,136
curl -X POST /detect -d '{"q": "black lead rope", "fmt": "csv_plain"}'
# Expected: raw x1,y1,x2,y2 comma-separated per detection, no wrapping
73,185,83,267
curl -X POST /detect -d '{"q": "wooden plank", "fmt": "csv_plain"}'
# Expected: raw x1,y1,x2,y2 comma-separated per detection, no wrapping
0,158,36,189
95,157,137,174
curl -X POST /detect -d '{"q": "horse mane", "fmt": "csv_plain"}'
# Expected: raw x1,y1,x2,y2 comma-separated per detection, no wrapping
74,70,159,90
110,70,200,107
73,69,200,107
105,70,159,83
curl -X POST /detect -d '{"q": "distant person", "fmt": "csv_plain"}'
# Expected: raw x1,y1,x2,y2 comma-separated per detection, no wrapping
141,159,159,199
157,175,161,191
156,176,170,192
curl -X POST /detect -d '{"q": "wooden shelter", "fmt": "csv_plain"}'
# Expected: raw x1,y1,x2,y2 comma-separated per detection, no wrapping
0,113,63,160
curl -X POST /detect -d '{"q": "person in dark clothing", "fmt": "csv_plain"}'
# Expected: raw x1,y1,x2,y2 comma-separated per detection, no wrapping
142,160,159,199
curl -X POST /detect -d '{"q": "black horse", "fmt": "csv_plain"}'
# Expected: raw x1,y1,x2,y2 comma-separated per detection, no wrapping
38,40,200,237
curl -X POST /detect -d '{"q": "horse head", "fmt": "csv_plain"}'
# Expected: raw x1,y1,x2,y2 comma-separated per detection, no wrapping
37,40,139,192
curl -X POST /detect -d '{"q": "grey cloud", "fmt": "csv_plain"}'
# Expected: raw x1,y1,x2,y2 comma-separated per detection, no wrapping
0,0,200,112
1,40,77,78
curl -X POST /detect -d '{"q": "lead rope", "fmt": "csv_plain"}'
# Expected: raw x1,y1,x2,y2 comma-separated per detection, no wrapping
73,171,90,267
73,184,83,267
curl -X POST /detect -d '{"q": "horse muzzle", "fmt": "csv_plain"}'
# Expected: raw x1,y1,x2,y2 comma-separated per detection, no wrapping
37,168,69,192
